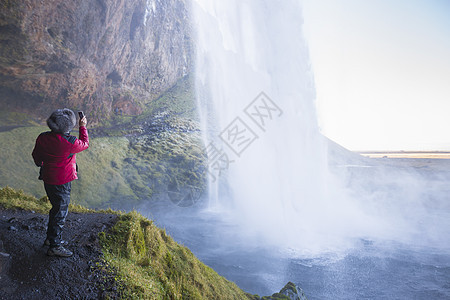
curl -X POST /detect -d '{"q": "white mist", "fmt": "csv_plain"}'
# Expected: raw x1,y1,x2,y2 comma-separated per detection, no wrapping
192,0,389,253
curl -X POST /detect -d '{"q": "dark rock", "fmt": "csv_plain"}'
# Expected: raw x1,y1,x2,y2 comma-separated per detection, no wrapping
256,282,308,300
89,233,97,243
279,282,308,300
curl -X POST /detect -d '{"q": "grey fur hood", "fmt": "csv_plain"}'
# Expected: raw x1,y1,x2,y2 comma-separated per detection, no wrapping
47,108,77,134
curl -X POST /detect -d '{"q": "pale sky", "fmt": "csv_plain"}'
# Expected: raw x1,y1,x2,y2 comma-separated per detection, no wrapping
302,0,450,151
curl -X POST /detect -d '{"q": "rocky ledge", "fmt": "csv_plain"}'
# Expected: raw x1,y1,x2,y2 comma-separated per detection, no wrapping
0,208,119,299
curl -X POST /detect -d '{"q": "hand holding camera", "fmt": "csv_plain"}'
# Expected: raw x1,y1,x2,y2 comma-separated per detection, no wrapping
78,111,87,127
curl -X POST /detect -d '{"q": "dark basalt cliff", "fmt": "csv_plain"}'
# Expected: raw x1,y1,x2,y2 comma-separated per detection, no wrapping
0,0,192,123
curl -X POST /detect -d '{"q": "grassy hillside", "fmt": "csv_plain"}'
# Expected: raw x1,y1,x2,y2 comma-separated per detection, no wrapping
0,186,253,299
0,126,47,198
0,76,206,209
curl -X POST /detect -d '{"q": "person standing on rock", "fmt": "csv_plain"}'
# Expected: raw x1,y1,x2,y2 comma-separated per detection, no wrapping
32,108,89,257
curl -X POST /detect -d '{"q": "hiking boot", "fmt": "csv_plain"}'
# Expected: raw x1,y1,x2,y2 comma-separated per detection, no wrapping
47,246,73,257
44,239,67,246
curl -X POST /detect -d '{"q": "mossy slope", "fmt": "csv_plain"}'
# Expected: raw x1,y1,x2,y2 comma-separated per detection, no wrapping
0,186,250,299
100,211,249,299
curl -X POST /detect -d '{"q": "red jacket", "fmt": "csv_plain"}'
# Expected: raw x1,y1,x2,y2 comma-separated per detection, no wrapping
32,126,89,185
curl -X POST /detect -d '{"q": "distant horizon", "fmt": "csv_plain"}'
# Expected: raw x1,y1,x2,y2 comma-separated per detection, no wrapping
357,150,450,153
325,133,450,153
356,150,450,159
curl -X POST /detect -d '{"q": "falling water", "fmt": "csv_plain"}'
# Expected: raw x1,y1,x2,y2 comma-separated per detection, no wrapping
193,0,389,252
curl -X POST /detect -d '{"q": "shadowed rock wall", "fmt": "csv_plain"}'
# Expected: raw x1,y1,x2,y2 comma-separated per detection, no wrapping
0,0,192,123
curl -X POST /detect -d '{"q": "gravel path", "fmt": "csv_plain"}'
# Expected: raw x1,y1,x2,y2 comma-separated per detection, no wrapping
0,209,118,300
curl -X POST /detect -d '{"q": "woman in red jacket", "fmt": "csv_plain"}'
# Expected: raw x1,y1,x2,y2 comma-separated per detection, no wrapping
32,108,89,257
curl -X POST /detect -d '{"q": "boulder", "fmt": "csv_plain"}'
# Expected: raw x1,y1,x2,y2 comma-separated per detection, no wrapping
279,282,308,300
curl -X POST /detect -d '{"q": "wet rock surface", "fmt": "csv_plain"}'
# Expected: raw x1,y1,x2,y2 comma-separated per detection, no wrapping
0,209,118,299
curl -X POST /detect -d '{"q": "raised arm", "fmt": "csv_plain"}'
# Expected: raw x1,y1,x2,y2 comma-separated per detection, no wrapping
72,117,89,153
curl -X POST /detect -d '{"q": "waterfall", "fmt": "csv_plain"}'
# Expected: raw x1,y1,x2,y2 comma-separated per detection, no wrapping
192,0,450,253
192,0,375,251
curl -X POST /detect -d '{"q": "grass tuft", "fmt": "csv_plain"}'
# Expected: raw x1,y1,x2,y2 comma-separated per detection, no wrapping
0,186,118,214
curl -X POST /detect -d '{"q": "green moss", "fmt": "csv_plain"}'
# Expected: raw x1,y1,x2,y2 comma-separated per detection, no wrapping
280,281,298,294
142,75,198,121
261,294,290,300
0,186,114,214
0,186,50,213
246,294,263,300
100,210,251,299
72,136,139,207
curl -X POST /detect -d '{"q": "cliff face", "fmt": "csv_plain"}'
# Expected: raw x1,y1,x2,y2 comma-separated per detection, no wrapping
0,0,191,123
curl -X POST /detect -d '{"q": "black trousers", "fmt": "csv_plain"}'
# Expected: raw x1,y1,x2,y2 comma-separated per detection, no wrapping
44,182,71,247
